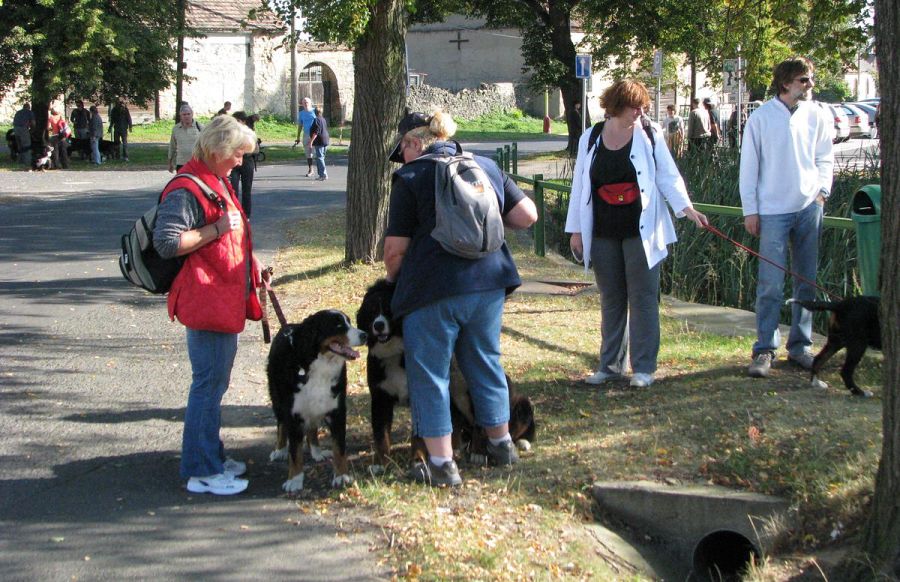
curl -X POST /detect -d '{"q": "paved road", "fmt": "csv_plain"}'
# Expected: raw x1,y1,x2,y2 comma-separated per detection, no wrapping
0,159,392,581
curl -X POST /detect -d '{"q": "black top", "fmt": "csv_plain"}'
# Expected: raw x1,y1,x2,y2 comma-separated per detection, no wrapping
311,116,330,146
590,137,640,240
387,141,524,317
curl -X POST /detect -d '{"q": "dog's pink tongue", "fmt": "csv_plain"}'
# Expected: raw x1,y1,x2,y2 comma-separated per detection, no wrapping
330,342,360,359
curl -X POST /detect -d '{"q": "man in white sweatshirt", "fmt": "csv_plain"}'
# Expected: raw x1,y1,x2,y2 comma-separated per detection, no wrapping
739,56,834,378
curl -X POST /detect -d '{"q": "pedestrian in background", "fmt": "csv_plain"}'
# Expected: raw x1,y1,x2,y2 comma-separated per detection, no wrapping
566,79,708,388
687,98,711,152
216,101,232,116
168,104,201,173
704,97,721,147
47,106,70,169
88,105,103,165
12,103,35,167
310,107,330,181
294,97,316,177
740,57,834,378
70,100,90,140
230,111,257,217
728,104,747,148
663,104,684,157
109,100,133,161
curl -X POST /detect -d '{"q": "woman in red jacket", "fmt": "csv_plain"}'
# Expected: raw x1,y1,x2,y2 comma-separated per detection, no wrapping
153,115,263,495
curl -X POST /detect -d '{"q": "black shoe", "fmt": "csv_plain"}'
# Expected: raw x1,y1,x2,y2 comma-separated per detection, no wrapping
408,459,462,487
486,440,519,466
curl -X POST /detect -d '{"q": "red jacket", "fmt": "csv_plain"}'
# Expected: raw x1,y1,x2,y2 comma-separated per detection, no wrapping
162,157,262,333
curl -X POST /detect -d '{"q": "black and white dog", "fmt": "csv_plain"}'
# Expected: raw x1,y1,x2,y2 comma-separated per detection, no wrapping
356,279,536,470
267,310,367,493
789,297,881,397
33,145,53,171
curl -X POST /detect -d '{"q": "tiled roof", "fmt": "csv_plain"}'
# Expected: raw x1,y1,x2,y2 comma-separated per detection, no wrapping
187,0,282,33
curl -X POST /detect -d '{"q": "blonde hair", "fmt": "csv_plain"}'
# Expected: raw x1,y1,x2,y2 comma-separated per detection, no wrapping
193,115,256,162
407,110,457,149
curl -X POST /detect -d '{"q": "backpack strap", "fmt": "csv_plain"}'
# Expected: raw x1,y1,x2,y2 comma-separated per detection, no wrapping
160,173,225,211
587,121,604,152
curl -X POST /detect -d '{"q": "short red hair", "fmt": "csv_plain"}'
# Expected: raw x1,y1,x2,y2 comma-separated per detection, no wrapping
599,79,651,116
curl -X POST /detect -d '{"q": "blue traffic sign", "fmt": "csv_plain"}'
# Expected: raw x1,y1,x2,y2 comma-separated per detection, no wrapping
575,54,592,79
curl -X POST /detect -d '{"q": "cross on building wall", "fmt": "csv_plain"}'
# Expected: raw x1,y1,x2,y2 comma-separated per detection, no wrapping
449,31,469,50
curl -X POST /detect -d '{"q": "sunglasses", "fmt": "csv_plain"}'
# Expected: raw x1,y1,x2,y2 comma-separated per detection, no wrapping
795,76,813,84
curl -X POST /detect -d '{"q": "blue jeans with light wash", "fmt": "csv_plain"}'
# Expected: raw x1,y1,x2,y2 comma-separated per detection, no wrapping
314,145,327,178
180,328,238,479
90,137,101,165
402,290,509,438
753,201,823,358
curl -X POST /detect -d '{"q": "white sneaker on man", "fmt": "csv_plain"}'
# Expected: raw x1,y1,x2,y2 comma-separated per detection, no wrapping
223,458,246,477
630,373,655,388
584,370,618,385
187,473,248,495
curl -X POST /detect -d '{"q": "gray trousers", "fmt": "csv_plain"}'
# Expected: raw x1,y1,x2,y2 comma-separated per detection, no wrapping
590,236,661,375
14,126,31,165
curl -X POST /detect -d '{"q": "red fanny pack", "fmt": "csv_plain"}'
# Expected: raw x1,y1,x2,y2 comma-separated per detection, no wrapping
596,182,639,205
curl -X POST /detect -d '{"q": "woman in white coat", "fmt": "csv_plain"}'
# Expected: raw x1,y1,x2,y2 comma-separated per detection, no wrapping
566,80,708,388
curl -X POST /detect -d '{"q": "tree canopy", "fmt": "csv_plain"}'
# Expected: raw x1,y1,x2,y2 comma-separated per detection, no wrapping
0,0,182,107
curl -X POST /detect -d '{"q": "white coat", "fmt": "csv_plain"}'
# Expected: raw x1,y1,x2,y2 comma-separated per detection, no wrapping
564,120,694,270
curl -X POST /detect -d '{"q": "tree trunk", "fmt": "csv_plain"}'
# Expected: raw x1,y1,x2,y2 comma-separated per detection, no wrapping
30,44,52,162
545,4,585,155
343,0,408,264
839,0,900,578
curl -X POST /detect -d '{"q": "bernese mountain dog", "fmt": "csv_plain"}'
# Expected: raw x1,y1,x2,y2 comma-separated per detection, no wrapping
267,309,367,493
356,279,536,470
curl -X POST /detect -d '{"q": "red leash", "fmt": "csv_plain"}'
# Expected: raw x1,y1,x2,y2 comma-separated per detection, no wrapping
702,223,843,302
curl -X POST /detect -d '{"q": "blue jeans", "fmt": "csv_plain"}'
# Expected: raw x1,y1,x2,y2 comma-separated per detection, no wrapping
753,201,823,357
180,328,238,479
403,290,509,438
90,137,101,165
314,145,327,177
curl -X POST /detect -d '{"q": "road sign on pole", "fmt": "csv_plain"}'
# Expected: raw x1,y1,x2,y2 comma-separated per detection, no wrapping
575,54,592,79
652,50,663,78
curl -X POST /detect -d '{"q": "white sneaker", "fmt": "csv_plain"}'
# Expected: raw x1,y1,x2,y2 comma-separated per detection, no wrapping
223,458,246,476
584,370,618,385
187,473,248,495
630,373,655,388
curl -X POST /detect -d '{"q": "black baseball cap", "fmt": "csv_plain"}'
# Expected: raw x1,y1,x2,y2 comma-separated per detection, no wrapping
389,112,431,163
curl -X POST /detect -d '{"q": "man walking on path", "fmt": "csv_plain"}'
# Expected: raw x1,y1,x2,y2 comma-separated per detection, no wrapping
294,97,316,177
740,56,834,378
88,105,104,165
13,103,35,166
108,100,133,161
71,100,90,140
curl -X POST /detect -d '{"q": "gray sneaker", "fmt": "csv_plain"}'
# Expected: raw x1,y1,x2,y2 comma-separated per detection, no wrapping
408,459,462,487
748,352,774,378
486,440,519,466
788,352,815,370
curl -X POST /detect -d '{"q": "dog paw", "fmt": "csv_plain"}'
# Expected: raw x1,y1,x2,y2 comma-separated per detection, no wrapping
309,445,333,462
469,453,488,466
269,447,289,462
369,464,385,476
282,473,305,493
811,378,828,390
332,473,353,488
515,439,532,452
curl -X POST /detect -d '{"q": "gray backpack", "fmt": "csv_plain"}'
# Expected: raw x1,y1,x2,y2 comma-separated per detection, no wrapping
419,149,504,259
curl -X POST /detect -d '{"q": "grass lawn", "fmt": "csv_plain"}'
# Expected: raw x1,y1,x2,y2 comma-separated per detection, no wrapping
265,210,884,581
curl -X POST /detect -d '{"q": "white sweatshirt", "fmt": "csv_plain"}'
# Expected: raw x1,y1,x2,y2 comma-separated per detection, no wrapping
739,98,834,216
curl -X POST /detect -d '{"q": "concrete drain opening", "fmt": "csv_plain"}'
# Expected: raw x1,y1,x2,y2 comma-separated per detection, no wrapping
692,530,760,581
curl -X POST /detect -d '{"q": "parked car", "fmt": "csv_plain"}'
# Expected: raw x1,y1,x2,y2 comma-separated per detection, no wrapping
850,102,877,124
839,103,871,138
825,104,850,143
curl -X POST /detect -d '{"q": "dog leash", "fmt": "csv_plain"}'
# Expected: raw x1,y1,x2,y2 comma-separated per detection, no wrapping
702,223,843,302
259,267,288,343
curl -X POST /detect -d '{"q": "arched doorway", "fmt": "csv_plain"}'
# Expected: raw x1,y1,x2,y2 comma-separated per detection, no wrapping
299,62,343,126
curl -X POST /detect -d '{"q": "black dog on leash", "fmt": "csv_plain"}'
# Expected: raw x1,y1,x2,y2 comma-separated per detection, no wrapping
789,297,881,397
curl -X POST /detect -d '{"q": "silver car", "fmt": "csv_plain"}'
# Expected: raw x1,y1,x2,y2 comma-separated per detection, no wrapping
826,104,851,143
839,103,871,138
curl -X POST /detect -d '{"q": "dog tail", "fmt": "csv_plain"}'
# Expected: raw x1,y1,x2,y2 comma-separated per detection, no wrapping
785,298,842,312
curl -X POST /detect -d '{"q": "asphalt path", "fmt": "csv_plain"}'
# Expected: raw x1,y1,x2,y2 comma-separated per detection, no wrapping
0,158,391,581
